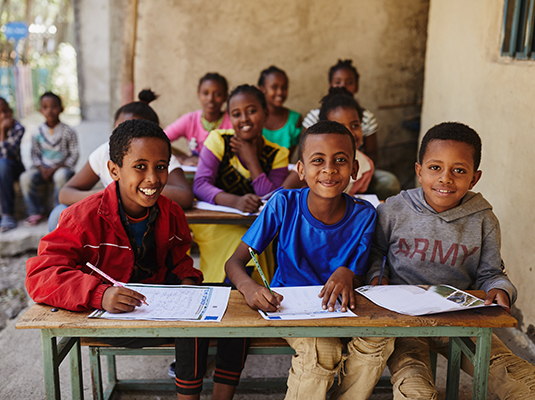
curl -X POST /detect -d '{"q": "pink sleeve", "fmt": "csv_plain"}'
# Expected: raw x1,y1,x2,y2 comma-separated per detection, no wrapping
349,156,374,194
349,169,373,194
164,112,195,142
192,146,223,204
251,167,288,196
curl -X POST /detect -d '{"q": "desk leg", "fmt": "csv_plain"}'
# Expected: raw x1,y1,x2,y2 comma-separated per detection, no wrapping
41,330,61,400
472,329,492,400
69,338,84,400
446,338,461,400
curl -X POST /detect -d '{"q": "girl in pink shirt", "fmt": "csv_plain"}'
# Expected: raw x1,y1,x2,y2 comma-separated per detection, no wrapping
165,73,232,166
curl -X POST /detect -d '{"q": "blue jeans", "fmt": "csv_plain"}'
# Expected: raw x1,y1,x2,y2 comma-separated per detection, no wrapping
48,203,69,232
19,167,74,216
0,158,24,215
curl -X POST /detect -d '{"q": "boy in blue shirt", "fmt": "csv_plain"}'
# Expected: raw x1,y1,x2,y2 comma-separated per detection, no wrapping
367,122,535,399
225,120,395,400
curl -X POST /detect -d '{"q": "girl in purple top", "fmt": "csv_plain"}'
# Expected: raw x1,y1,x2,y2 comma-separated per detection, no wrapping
192,85,289,283
164,73,232,166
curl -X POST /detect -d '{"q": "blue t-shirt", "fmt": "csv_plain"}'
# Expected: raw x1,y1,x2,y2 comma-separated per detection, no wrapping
242,188,377,287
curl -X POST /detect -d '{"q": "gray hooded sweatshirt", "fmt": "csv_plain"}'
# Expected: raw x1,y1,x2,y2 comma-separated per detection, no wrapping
366,187,517,304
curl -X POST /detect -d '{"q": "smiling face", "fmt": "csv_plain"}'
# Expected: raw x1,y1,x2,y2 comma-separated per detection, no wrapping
198,79,228,117
40,96,63,127
297,133,358,200
228,92,267,141
108,137,170,218
259,72,288,108
415,139,482,213
330,68,359,95
326,106,363,149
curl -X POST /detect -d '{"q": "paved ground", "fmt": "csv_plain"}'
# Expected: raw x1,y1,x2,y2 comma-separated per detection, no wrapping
1,114,535,399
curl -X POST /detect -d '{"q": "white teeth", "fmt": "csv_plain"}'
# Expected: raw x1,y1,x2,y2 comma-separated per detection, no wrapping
140,188,156,195
437,189,452,193
241,125,252,131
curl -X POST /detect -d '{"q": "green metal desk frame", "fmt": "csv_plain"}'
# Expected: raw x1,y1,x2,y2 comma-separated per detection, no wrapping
39,325,492,400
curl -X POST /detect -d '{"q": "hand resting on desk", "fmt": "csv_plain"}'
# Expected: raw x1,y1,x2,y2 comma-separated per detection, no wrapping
485,288,511,313
319,266,357,313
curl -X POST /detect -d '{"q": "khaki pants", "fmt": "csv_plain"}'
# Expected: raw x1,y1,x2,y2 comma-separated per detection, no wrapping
284,336,395,400
388,334,535,400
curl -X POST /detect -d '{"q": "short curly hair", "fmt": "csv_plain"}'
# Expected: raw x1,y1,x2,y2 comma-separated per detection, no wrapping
299,120,356,161
109,119,171,167
419,122,482,170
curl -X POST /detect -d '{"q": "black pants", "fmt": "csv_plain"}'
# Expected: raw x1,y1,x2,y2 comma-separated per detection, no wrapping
99,337,251,395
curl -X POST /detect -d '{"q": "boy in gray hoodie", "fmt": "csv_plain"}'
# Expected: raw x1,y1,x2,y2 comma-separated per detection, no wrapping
366,122,535,399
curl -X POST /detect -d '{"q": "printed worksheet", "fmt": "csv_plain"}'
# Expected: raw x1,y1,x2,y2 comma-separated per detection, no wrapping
356,284,495,316
259,286,358,320
89,285,230,322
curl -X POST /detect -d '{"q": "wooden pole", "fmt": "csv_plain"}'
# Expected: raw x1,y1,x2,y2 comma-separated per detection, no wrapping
120,0,137,105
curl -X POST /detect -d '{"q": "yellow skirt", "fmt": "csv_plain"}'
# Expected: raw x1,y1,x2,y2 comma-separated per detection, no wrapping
190,224,275,284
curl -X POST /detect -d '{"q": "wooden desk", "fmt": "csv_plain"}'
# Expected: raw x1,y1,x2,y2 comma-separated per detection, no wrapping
16,290,516,400
184,208,256,225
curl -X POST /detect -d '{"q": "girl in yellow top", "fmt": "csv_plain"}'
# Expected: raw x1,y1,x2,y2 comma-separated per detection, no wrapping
192,84,289,282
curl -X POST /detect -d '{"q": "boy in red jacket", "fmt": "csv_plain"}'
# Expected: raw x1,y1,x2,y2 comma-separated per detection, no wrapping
26,119,248,400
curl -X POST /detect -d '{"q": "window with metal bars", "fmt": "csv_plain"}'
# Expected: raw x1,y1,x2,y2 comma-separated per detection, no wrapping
501,0,535,59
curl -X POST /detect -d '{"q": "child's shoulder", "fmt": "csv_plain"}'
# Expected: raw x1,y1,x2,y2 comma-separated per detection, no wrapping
346,193,376,219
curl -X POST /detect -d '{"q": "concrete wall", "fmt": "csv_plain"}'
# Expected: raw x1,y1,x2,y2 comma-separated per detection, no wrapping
421,1,535,338
74,0,110,121
132,0,429,182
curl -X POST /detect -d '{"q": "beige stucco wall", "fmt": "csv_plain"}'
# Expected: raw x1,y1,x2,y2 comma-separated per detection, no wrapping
132,0,428,174
74,0,110,120
421,1,535,336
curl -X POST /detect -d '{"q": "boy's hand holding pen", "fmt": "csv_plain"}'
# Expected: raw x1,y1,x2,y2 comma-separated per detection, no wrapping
86,262,148,313
245,248,283,312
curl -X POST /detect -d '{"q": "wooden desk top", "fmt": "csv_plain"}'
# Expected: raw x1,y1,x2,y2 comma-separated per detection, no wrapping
184,208,256,225
16,290,516,331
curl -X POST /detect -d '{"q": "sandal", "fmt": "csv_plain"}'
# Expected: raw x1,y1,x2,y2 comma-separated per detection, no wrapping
0,215,17,232
24,214,44,227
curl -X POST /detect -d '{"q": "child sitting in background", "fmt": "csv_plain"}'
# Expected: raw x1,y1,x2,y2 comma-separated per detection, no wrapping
258,66,302,154
193,84,289,283
26,119,248,400
366,122,535,399
303,59,400,199
49,89,193,231
165,72,232,166
0,98,25,232
284,87,374,194
226,120,394,400
20,92,78,226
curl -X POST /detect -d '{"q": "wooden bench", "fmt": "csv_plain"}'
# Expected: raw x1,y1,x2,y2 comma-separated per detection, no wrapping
81,337,295,400
81,336,434,399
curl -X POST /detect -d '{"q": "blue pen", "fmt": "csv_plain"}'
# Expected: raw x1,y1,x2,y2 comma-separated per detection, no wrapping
377,256,386,285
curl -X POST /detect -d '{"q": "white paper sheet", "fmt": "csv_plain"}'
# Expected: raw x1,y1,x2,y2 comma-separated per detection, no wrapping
194,200,263,216
259,286,358,320
355,284,494,316
353,194,380,208
181,165,197,173
89,285,231,321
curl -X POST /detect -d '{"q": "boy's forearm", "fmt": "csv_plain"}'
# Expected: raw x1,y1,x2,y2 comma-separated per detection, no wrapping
225,244,257,293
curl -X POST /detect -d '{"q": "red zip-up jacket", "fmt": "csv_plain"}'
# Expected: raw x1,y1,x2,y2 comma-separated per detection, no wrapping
26,182,203,311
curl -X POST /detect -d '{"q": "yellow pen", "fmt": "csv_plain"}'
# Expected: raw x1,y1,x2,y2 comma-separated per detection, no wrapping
248,247,274,296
